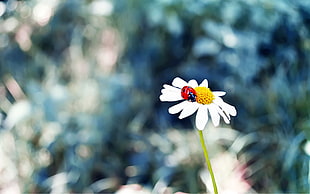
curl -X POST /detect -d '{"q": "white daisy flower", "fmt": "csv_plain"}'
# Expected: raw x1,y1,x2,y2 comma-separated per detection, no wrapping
159,77,237,130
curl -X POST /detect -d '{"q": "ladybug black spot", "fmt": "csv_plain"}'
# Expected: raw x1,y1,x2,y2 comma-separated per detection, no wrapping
188,92,196,102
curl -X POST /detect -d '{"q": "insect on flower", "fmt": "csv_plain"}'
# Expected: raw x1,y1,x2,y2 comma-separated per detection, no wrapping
181,86,197,102
159,77,237,130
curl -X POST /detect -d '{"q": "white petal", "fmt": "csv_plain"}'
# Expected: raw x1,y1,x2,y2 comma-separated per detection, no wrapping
159,93,183,102
212,91,226,97
224,103,237,116
213,97,224,106
161,88,179,95
195,105,209,130
160,90,181,98
207,104,220,127
172,77,187,88
168,101,189,114
179,102,199,119
163,84,180,93
213,97,237,117
188,79,198,88
199,79,208,88
214,104,230,124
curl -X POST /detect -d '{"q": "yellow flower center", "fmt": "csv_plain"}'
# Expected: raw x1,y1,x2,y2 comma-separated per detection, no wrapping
194,87,215,105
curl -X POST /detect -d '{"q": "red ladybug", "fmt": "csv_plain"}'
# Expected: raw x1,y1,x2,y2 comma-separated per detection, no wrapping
181,86,197,102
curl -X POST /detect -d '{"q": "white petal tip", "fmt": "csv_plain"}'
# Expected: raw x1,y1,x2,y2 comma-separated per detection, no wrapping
159,95,165,101
200,79,209,88
213,123,220,127
230,107,237,116
168,107,178,114
213,91,226,97
168,101,188,114
196,126,205,130
188,79,198,88
172,77,187,88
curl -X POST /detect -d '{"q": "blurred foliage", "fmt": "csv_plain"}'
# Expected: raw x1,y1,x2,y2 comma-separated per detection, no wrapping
0,0,310,193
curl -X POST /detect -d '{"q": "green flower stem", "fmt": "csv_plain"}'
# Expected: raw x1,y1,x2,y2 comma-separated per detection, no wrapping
198,130,218,194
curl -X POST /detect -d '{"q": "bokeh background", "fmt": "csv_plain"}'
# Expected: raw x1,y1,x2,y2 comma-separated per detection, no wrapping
0,0,310,193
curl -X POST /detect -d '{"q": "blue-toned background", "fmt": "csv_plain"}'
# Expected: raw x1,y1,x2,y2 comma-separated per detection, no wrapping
0,0,309,193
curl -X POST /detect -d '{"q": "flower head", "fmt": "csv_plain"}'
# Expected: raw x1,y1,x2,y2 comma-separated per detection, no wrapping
159,77,237,130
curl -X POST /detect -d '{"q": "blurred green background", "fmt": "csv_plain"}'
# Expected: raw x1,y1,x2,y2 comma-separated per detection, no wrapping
0,0,309,193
